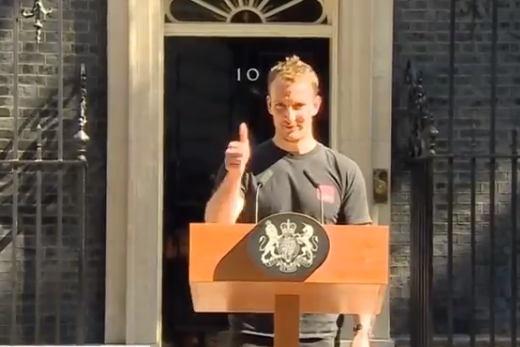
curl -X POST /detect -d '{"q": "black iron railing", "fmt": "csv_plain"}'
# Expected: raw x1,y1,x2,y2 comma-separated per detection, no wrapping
405,60,437,347
403,0,520,345
0,0,89,344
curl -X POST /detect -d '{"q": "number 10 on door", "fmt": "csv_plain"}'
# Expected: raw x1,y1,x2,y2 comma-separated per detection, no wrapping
236,68,260,82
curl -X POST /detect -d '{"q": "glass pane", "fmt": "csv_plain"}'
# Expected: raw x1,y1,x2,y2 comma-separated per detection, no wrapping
165,0,328,24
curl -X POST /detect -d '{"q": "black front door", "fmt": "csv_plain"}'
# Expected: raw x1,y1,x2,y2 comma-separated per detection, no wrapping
163,36,330,345
228,38,330,145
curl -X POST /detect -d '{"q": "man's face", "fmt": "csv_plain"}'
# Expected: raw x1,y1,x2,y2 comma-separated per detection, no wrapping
266,75,322,143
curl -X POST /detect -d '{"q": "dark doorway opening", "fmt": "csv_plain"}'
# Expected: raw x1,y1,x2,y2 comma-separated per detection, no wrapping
162,37,330,346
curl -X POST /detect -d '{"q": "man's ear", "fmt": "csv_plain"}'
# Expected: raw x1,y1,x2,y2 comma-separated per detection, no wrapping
266,95,271,111
313,95,322,116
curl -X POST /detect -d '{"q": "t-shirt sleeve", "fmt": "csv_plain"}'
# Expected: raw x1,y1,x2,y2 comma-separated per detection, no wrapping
340,160,372,225
211,162,249,198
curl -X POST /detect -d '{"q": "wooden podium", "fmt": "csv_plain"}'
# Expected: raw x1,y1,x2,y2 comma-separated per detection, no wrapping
189,218,389,347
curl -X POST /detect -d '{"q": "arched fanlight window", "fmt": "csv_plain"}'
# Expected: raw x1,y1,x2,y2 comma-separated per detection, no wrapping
165,0,329,24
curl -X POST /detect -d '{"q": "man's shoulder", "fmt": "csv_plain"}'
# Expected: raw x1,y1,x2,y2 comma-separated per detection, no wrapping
318,145,361,172
249,140,279,162
246,140,281,174
252,139,276,153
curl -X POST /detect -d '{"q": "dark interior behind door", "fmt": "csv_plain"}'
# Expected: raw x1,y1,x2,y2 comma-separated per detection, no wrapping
163,37,330,344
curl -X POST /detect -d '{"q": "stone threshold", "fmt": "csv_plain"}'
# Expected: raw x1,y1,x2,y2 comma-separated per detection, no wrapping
394,335,520,347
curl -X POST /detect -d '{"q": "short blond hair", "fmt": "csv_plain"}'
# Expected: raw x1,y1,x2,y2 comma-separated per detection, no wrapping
267,55,320,93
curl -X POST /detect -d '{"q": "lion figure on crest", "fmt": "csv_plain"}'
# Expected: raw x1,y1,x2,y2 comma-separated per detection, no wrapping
258,220,280,266
296,223,319,267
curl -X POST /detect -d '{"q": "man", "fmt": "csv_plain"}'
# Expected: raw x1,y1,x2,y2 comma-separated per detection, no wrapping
205,56,373,347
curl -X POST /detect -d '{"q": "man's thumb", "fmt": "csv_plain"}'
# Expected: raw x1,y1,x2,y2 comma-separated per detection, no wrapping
239,123,249,144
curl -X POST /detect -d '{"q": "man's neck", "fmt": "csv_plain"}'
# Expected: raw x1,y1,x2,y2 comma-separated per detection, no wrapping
272,136,317,154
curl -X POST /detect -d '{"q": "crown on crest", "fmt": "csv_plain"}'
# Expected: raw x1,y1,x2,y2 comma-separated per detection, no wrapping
280,219,297,234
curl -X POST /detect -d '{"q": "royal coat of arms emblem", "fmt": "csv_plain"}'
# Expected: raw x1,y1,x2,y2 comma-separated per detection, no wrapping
258,218,320,273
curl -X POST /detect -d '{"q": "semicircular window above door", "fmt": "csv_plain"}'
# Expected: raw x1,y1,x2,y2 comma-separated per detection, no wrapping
165,0,329,24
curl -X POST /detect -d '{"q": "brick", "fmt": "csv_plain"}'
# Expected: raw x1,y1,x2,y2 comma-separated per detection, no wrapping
0,0,106,344
392,0,520,336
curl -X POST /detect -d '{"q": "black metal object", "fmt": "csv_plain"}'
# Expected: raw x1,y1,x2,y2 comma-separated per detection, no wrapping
21,0,53,43
405,0,519,346
373,169,389,204
405,60,436,347
0,0,89,344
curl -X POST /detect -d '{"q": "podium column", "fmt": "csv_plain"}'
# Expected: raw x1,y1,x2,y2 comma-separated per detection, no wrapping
274,295,300,347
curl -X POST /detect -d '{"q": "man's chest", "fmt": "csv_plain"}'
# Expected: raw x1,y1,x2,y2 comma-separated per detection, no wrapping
244,160,343,224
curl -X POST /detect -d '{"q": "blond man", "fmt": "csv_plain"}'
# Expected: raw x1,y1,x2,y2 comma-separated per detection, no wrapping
205,56,373,347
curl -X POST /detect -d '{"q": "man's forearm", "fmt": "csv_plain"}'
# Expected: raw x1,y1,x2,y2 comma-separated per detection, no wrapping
204,172,244,223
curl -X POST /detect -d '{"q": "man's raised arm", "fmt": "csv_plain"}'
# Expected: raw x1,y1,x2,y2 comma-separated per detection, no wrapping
204,123,250,224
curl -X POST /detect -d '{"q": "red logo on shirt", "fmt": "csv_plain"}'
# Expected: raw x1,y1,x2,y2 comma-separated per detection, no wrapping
317,185,336,203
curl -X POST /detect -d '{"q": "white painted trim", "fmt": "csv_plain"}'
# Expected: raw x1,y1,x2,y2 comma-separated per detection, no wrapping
125,0,164,344
106,0,129,342
329,0,340,151
164,23,332,37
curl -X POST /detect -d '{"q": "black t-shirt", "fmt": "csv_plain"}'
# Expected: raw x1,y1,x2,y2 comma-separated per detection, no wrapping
212,140,372,339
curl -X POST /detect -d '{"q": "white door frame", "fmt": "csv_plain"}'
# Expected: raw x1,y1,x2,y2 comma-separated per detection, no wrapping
105,0,394,344
164,23,333,37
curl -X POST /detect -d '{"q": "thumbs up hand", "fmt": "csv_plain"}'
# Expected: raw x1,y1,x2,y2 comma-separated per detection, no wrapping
225,123,251,175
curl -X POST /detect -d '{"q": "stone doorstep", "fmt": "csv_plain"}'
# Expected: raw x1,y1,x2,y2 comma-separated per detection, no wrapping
201,332,395,347
204,334,518,347
393,335,520,347
164,333,520,347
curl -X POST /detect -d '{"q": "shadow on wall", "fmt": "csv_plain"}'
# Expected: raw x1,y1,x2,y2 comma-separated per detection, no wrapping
389,0,520,336
0,1,107,343
429,158,520,336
